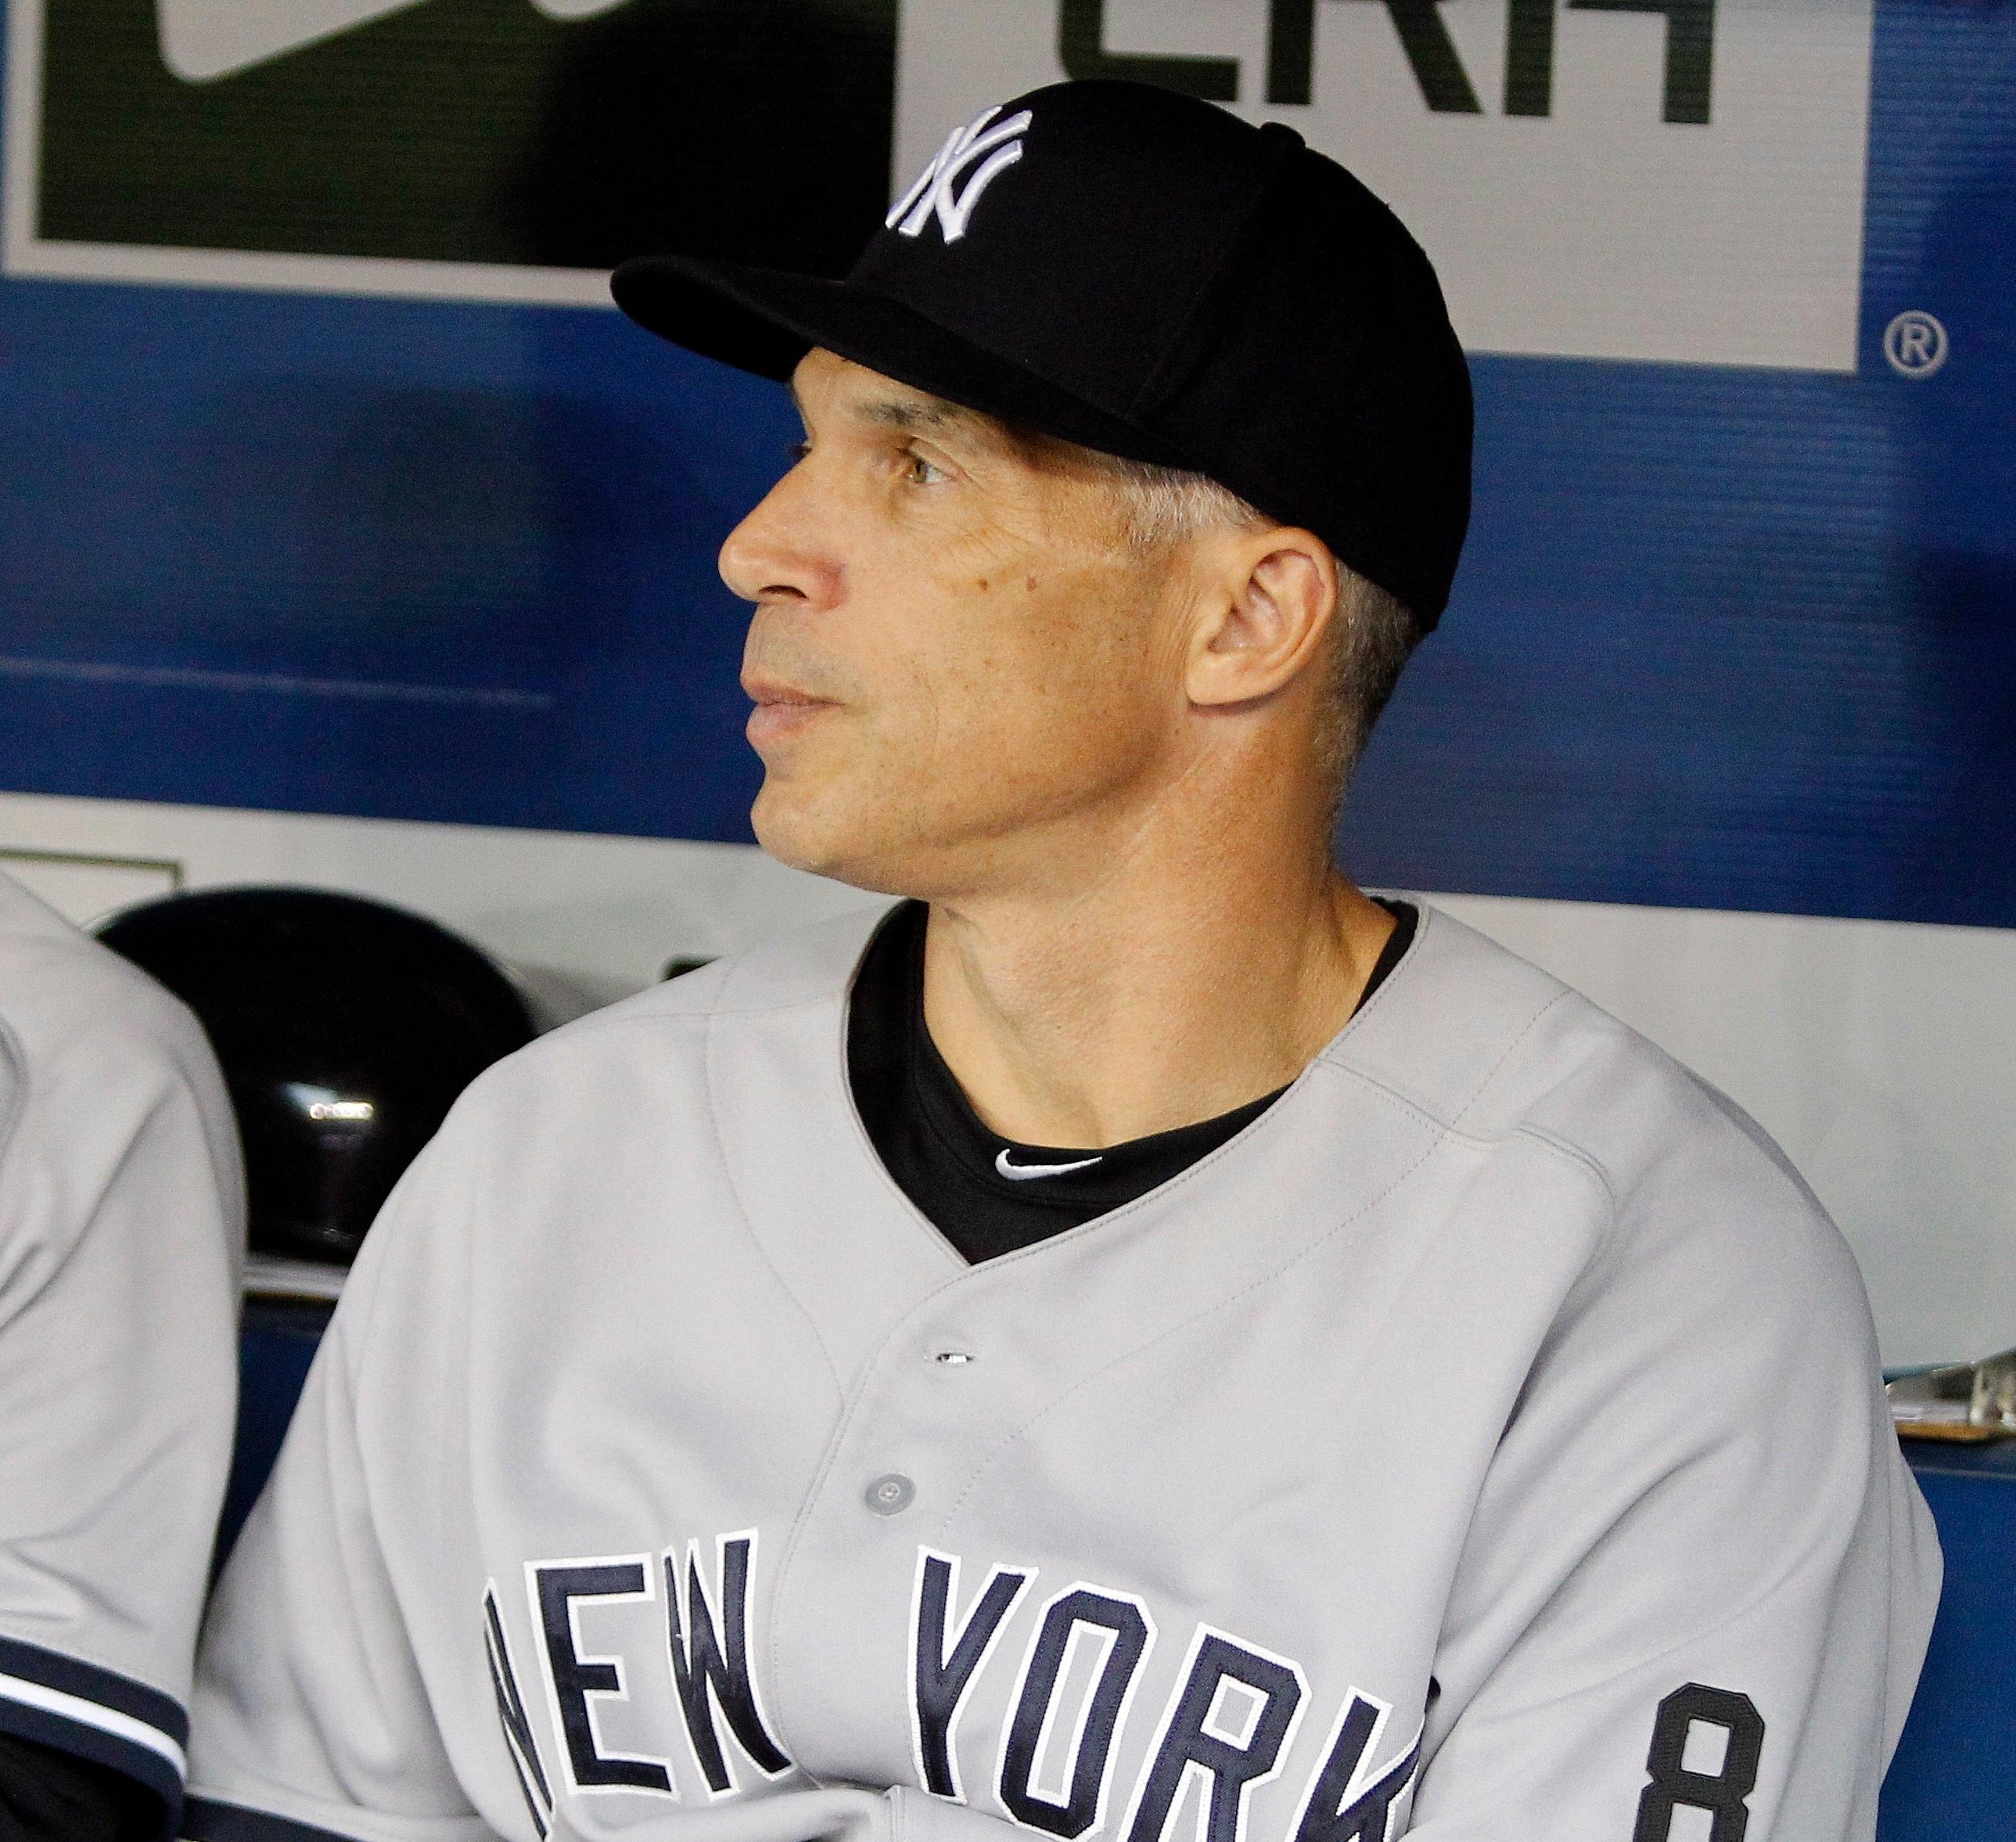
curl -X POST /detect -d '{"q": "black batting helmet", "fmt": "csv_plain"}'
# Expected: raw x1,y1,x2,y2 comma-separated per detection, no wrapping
98,887,540,1268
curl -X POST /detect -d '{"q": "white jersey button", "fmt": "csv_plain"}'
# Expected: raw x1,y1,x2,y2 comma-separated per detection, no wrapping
865,1473,916,1516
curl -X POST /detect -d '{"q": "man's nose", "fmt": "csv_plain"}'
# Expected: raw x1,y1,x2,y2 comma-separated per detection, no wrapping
718,472,843,610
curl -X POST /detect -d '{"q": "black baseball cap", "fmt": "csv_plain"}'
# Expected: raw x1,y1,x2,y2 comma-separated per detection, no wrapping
612,79,1472,629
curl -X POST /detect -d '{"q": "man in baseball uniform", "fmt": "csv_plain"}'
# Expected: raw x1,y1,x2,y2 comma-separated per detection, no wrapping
185,81,1940,1842
0,868,244,1840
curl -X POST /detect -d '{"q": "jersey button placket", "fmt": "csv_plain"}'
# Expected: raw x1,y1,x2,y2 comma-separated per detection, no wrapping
857,1345,977,1516
767,1323,1018,1773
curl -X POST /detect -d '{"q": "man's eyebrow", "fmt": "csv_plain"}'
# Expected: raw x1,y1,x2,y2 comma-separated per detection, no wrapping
788,376,1001,444
852,394,992,438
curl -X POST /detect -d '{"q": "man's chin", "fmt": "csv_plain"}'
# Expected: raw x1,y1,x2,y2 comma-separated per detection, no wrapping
749,784,900,894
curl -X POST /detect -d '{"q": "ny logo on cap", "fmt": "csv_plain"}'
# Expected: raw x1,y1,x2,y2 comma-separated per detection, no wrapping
886,104,1033,245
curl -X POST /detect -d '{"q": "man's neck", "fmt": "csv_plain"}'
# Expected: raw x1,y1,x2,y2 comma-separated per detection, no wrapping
918,843,1396,1149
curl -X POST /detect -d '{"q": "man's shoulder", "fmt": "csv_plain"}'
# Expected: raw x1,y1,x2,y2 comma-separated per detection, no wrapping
1336,901,1876,1355
1337,901,1828,1229
445,900,892,1115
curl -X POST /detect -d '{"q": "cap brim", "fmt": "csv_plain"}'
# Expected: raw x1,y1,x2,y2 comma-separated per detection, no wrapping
611,255,1198,473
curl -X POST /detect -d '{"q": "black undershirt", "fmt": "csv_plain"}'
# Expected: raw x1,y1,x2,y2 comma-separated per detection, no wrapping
848,899,1418,1265
0,1732,146,1842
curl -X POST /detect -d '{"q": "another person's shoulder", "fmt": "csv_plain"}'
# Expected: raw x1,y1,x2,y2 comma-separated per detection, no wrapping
0,873,226,1155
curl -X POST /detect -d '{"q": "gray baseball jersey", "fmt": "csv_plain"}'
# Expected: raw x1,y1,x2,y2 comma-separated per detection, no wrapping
0,870,245,1826
188,901,1939,1842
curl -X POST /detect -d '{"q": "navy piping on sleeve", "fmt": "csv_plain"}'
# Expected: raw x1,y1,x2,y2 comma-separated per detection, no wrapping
182,1797,368,1840
0,1634,186,1833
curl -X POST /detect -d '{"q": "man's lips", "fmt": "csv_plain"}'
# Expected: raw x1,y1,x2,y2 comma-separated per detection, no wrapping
742,678,838,746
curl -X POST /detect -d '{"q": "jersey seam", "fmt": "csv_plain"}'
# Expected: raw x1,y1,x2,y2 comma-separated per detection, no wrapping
1311,910,1574,1126
1299,1058,1613,1172
834,983,975,1275
560,984,843,1041
482,951,875,1106
1448,991,1575,1128
701,1008,845,1401
1310,986,1633,1273
700,1005,854,1774
760,1333,897,1765
1502,1123,1621,1220
928,1074,1623,1534
1312,988,1570,1133
932,1101,1454,1531
1495,1124,1630,1340
908,1067,1437,1293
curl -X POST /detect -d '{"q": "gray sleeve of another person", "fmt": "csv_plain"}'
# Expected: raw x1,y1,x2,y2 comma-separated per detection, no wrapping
0,924,246,1838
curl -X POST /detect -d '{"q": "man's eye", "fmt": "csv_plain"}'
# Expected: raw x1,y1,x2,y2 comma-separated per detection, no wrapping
905,451,948,486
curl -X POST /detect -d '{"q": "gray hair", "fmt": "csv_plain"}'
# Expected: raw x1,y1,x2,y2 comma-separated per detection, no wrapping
1093,456,1420,790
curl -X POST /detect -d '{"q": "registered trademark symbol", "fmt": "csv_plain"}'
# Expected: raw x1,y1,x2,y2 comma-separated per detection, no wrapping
1884,311,1948,377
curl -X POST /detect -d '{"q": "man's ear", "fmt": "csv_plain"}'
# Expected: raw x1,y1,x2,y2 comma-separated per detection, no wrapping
1184,527,1339,711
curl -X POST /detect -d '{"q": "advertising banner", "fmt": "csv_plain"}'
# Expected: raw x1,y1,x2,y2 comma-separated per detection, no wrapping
0,0,2007,934
10,0,1874,369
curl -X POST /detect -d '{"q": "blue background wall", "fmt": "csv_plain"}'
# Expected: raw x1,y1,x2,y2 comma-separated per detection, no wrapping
2,0,2012,929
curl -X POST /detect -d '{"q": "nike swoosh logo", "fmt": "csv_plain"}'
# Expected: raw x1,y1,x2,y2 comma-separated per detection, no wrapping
995,1148,1103,1182
159,0,634,85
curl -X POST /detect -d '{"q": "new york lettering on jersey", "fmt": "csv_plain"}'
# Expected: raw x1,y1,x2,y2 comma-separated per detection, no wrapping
487,1534,1421,1842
